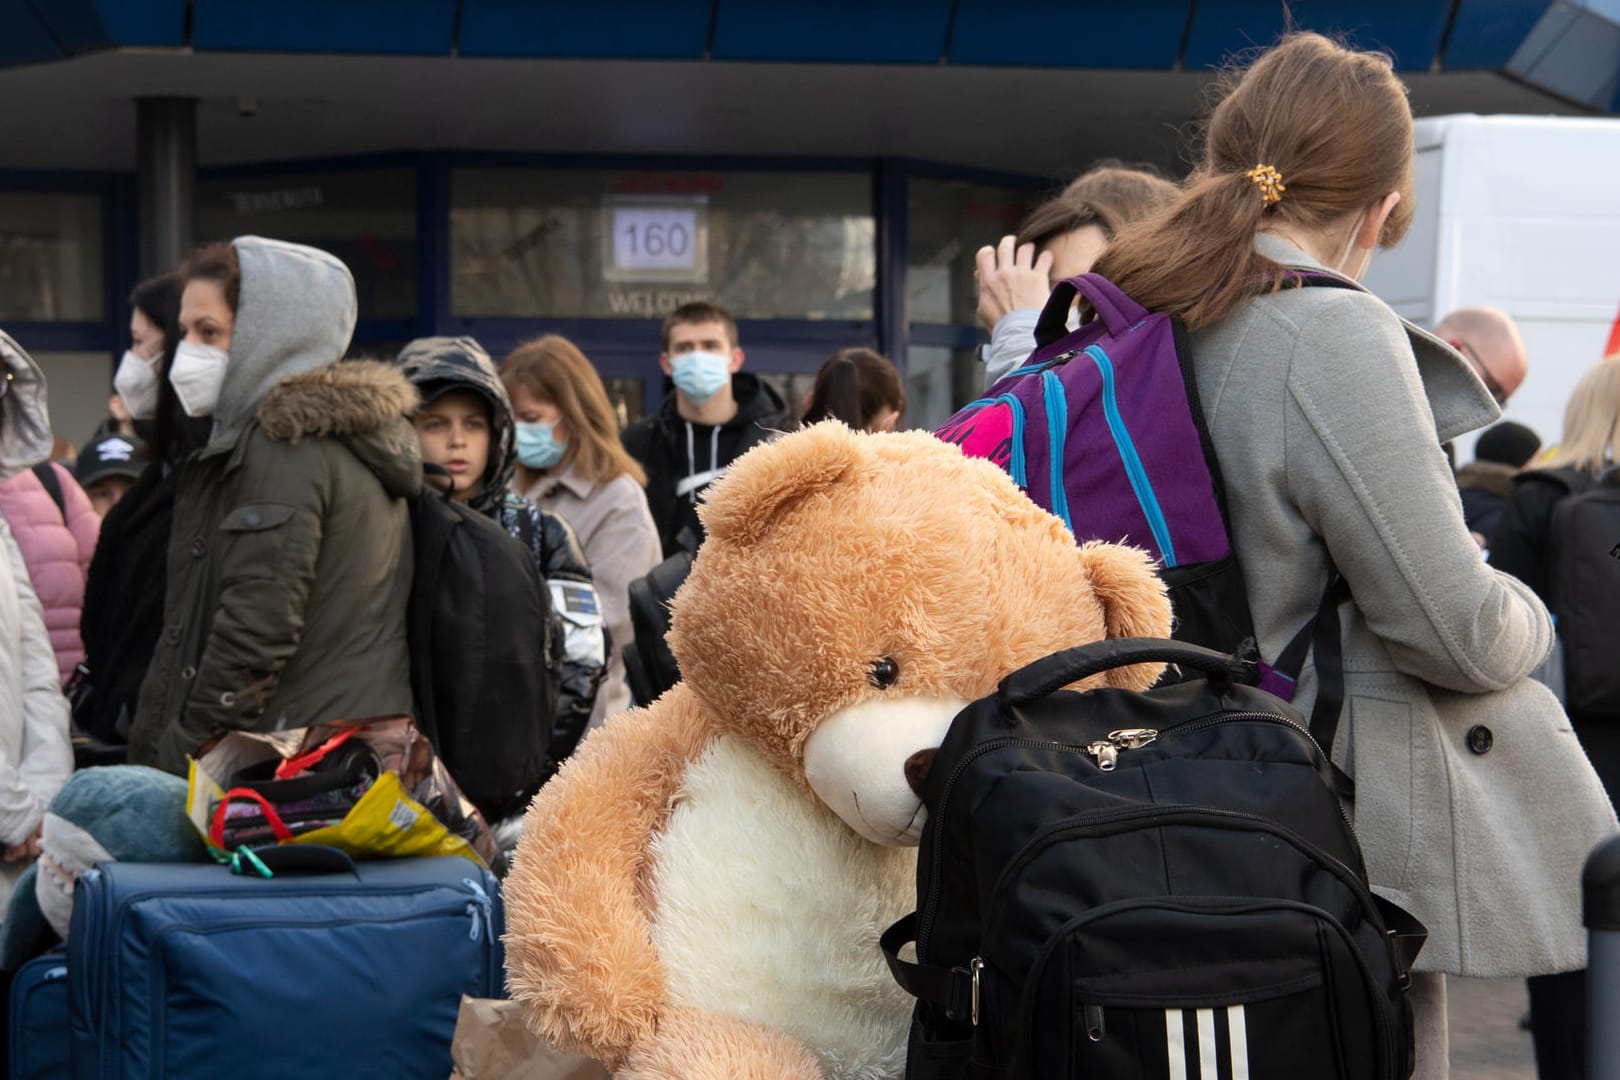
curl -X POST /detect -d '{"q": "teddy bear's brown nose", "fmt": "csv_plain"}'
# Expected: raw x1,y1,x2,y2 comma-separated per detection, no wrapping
904,748,937,798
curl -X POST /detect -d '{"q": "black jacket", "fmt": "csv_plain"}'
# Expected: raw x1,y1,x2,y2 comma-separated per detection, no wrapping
78,462,174,743
621,373,788,557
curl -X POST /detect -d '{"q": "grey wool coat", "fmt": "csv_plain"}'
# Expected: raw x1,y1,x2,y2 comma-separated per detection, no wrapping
1187,233,1616,977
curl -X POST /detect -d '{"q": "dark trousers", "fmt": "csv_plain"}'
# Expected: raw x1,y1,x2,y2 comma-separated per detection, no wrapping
1528,969,1585,1080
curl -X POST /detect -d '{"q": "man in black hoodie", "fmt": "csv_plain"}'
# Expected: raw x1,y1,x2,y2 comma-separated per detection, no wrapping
622,302,788,557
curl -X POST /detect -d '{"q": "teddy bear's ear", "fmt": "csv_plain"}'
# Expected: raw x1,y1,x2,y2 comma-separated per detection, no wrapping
1077,540,1174,691
699,421,866,548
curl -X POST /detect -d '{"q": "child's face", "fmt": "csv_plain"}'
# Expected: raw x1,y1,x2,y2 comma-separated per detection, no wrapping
412,390,491,501
86,475,133,517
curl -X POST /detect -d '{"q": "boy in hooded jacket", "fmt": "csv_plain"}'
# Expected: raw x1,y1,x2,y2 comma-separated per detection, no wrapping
397,337,608,777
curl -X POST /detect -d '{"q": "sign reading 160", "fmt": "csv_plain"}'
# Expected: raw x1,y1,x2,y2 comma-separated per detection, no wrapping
621,220,690,258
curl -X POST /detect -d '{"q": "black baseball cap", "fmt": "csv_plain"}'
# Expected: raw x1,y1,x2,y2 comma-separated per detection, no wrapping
74,433,146,487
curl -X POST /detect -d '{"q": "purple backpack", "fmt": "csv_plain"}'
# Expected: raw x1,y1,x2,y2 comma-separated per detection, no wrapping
937,273,1348,752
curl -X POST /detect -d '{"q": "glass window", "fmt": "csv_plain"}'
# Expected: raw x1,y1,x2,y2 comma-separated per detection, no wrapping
451,169,875,320
31,351,114,447
906,178,1034,326
196,169,417,320
0,194,104,321
603,376,646,429
904,346,982,432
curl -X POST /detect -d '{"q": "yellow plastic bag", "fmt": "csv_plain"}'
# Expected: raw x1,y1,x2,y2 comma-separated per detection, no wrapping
186,749,486,868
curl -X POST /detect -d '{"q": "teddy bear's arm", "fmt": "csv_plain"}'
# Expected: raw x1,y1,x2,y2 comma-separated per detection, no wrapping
503,685,717,1066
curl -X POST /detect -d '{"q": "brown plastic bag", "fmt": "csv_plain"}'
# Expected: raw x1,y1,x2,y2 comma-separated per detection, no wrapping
449,997,609,1080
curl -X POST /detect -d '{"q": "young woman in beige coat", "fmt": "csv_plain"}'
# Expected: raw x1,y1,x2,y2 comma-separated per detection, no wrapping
1093,33,1616,1078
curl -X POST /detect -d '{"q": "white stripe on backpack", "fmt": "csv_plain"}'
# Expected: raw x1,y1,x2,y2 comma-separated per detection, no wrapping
1165,1006,1251,1080
1166,1009,1187,1080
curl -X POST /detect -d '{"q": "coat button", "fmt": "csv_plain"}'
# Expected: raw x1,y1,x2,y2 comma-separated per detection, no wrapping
244,511,261,527
1467,725,1494,755
180,666,196,681
220,692,236,707
189,536,206,558
167,625,182,645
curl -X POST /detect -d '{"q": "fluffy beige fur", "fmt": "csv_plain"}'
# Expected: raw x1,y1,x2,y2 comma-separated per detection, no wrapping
504,423,1172,1078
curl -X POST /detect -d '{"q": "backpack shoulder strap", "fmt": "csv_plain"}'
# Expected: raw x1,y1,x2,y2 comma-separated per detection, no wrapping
32,462,65,521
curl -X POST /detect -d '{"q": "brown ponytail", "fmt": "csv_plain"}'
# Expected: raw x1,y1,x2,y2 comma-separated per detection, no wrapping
1094,33,1415,331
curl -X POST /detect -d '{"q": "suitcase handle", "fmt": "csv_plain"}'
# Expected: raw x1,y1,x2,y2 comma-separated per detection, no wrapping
999,638,1254,708
249,844,358,876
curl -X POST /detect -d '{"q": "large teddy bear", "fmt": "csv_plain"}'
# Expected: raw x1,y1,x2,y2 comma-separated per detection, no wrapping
504,423,1172,1079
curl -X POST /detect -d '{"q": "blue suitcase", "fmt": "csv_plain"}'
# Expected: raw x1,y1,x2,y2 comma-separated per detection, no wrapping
9,952,70,1079
68,848,503,1080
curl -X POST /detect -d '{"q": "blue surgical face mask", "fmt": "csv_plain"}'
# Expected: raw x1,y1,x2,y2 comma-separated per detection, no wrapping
515,421,567,470
671,350,733,405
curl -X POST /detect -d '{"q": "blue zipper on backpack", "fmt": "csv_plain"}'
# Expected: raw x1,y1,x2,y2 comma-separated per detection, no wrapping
1040,370,1073,531
1084,345,1177,566
962,393,1028,488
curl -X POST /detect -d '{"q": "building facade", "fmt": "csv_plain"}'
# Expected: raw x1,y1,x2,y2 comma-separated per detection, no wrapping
0,0,1609,441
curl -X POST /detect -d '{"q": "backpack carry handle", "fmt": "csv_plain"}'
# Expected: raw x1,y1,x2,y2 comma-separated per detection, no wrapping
1000,637,1254,708
1034,273,1151,347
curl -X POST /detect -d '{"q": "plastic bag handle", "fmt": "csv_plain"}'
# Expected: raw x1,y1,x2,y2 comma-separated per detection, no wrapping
1033,273,1150,346
209,786,294,849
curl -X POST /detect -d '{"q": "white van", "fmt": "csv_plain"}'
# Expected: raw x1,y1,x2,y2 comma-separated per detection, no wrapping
1363,113,1620,463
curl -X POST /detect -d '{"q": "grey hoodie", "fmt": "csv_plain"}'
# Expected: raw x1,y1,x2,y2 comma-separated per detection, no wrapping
205,236,359,455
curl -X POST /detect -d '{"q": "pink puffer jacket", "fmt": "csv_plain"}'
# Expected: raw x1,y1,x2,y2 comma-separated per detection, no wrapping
0,464,99,684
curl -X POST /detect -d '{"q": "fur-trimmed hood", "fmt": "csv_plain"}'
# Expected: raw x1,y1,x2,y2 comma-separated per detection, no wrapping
396,336,515,517
1455,460,1518,500
256,360,422,498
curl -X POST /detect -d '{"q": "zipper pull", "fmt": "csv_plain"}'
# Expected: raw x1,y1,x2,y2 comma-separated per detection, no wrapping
1082,1004,1106,1042
1086,741,1119,771
1107,728,1158,750
462,878,494,943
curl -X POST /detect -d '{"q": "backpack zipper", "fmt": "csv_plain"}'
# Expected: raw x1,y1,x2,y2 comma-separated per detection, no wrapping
1085,344,1177,567
1040,370,1073,532
1085,709,1361,849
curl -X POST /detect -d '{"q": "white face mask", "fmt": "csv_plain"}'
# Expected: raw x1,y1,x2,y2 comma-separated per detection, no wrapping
113,349,161,420
168,341,230,418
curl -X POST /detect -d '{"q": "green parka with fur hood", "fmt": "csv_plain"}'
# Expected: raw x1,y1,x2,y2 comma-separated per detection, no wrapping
129,237,423,775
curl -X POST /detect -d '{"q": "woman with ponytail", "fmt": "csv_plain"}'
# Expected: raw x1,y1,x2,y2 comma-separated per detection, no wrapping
800,347,905,432
1092,33,1613,1076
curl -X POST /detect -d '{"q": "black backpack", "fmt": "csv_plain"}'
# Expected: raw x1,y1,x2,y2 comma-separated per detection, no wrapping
406,490,555,823
881,639,1423,1080
622,548,692,708
1545,466,1620,716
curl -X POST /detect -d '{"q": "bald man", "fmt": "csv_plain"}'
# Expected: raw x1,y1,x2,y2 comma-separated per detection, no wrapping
1434,306,1529,406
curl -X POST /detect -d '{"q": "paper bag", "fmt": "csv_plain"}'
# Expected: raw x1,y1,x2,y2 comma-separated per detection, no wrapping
449,996,610,1080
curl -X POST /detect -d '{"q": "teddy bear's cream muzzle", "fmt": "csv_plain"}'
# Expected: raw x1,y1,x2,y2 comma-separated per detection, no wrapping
802,695,967,846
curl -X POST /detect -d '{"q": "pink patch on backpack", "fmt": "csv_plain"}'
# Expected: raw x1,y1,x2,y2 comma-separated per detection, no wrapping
937,401,1014,471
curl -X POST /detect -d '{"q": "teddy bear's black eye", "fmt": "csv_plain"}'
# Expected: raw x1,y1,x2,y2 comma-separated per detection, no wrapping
869,658,900,689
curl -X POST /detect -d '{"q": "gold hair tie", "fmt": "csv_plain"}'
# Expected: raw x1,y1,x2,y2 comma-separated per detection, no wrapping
1246,164,1286,206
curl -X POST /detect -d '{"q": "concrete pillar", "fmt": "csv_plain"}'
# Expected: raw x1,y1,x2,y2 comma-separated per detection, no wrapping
136,97,197,278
